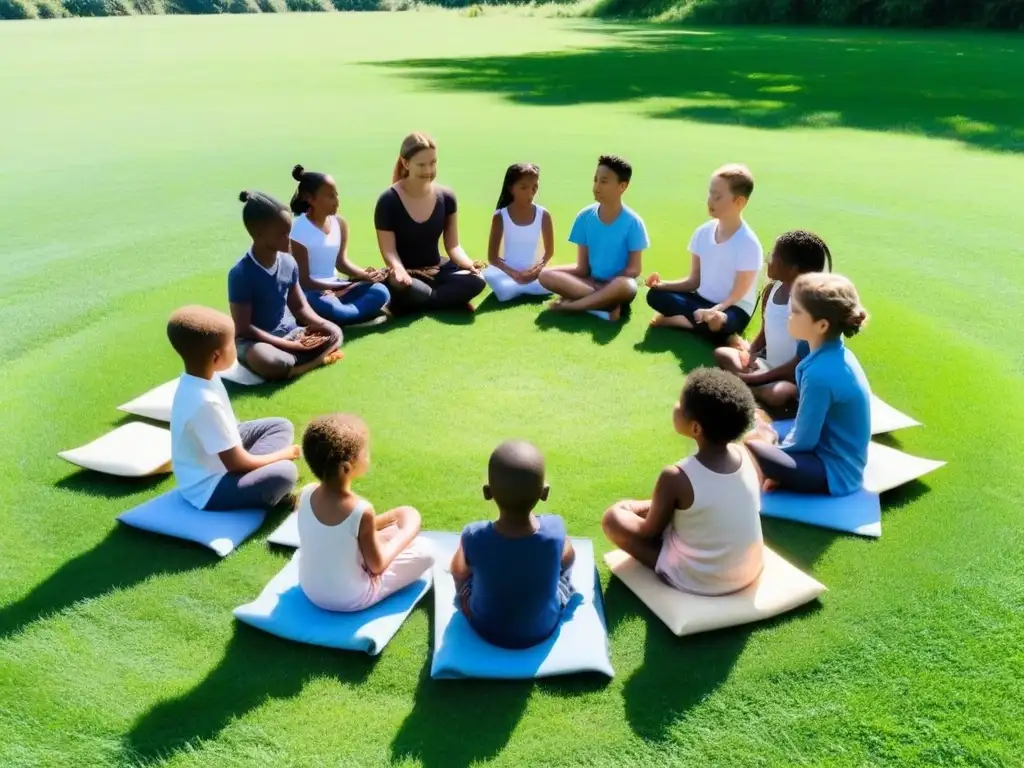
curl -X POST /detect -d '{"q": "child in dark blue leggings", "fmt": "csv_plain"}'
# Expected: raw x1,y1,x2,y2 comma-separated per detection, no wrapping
289,165,391,328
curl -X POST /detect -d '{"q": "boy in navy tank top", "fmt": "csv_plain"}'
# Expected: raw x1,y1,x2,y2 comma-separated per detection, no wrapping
450,440,576,649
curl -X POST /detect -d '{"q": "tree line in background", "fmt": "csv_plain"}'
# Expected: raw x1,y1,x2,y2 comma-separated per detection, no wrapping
2,0,1021,29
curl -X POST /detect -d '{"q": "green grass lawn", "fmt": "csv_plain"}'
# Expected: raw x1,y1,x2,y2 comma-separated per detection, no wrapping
1,12,1023,767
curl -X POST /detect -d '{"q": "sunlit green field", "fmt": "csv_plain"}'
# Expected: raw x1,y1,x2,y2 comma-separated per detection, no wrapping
1,13,1022,766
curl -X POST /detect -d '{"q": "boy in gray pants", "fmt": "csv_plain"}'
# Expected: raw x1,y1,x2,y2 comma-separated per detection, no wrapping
167,305,300,511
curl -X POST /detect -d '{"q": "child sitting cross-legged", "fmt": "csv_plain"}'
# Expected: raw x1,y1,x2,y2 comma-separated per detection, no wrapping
297,414,434,612
450,440,576,649
602,368,765,596
167,306,300,512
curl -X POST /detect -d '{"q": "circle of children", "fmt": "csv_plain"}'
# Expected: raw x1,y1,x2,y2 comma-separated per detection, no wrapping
168,130,870,650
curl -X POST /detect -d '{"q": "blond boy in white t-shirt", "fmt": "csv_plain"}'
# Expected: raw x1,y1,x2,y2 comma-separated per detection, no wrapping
167,306,300,511
646,164,763,344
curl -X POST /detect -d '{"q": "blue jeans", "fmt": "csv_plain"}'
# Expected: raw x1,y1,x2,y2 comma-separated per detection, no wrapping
646,289,751,343
305,282,390,326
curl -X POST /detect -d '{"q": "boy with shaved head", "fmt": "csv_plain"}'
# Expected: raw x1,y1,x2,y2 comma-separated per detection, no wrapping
450,440,576,649
167,305,300,511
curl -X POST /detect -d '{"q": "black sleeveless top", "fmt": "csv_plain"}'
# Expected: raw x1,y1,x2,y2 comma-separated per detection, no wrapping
373,186,458,270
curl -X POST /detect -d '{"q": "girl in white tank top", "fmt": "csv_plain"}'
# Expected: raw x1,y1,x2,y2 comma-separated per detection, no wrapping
713,230,833,412
297,414,433,613
601,369,765,596
483,163,554,302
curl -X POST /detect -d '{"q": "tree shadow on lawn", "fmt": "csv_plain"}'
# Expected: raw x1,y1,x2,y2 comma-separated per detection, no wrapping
0,526,213,641
122,624,375,764
369,24,1024,154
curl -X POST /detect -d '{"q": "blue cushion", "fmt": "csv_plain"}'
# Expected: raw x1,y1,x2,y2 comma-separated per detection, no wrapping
761,488,882,538
233,552,431,656
422,532,614,680
117,490,266,556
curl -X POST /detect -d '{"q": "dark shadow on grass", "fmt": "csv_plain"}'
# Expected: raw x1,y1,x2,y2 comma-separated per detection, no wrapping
475,292,552,315
369,24,1024,153
122,624,375,764
603,576,822,741
0,527,212,641
390,602,532,768
53,471,168,500
633,325,717,372
534,309,627,345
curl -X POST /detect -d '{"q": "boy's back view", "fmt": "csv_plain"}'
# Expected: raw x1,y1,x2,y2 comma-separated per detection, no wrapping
450,440,575,649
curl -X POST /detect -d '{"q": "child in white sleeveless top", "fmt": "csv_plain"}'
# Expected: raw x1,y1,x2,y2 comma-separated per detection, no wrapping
714,230,833,412
602,368,764,596
297,413,433,612
483,163,554,302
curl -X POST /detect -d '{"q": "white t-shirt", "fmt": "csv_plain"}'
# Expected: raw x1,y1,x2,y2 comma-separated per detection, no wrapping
688,219,763,316
290,213,343,284
170,373,241,509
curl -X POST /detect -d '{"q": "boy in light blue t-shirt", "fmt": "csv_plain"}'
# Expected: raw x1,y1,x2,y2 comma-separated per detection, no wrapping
538,155,650,322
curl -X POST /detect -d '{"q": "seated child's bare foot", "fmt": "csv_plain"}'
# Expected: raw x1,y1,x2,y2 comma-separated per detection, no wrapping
607,305,622,322
727,334,748,352
762,479,779,493
549,298,572,312
649,313,666,327
323,349,345,366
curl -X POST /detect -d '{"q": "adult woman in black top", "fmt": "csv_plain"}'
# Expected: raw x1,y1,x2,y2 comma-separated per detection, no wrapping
374,132,486,314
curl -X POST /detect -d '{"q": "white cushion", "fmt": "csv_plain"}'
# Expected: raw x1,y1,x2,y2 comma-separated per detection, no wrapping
233,551,431,655
267,511,299,548
605,547,825,637
423,532,614,680
117,489,266,557
863,441,946,494
117,379,178,423
221,362,265,386
58,422,172,477
772,393,920,440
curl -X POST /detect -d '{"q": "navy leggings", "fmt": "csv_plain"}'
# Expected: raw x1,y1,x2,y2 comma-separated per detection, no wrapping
305,282,390,326
646,289,751,343
748,442,830,495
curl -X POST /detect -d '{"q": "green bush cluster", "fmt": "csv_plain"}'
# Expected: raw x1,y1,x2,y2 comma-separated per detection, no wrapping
590,0,1024,29
2,0,1019,27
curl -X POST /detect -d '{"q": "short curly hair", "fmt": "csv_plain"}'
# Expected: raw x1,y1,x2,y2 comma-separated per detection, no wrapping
302,414,369,481
681,367,756,444
166,305,233,367
773,230,833,273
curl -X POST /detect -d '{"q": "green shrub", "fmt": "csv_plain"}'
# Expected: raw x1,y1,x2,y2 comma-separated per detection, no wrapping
63,0,133,14
331,0,383,8
0,0,38,18
226,0,260,12
131,0,162,12
34,0,70,16
255,0,285,10
286,0,332,10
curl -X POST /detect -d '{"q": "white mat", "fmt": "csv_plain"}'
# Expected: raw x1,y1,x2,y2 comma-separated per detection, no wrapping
58,422,172,477
605,547,825,636
116,364,264,423
267,511,300,548
863,441,946,494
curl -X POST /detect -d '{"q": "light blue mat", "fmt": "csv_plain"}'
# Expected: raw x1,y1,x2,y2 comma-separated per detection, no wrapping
761,488,882,538
233,552,431,656
117,490,266,556
422,532,614,680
